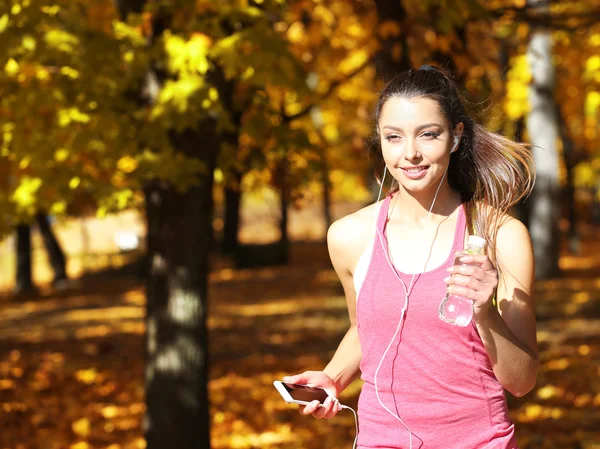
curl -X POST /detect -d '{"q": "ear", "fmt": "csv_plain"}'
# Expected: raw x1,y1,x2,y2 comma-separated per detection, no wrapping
451,122,464,153
451,136,459,153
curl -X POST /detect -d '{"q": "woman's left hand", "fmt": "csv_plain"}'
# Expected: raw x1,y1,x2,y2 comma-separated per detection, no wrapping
444,252,499,323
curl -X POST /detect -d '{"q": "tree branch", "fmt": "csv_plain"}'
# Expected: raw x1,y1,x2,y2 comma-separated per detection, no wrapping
282,57,372,123
486,5,600,31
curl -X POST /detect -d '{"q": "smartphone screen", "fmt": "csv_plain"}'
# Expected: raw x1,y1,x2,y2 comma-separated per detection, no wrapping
282,383,330,404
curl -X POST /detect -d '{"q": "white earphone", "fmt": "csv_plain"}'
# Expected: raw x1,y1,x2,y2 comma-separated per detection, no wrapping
372,164,450,449
451,136,459,153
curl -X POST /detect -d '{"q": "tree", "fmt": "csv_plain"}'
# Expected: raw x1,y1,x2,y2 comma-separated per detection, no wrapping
15,213,68,295
526,0,561,279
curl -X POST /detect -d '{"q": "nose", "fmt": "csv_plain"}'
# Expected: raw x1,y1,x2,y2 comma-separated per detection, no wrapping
403,139,420,161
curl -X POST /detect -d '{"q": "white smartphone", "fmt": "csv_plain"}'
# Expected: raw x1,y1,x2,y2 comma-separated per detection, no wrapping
273,380,335,407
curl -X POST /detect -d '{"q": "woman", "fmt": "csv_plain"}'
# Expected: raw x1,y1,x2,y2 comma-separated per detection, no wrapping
283,66,539,448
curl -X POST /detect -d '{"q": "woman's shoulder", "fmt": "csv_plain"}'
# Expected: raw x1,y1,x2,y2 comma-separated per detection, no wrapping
476,203,530,240
477,203,533,266
327,200,383,271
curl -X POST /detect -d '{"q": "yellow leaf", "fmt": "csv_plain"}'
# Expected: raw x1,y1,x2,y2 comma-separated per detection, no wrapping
545,358,569,371
5,58,19,76
536,384,560,399
585,91,600,116
0,14,9,33
70,442,89,449
75,368,97,384
524,404,542,419
50,201,66,215
574,394,591,407
12,176,42,209
214,168,224,183
586,56,600,72
36,66,49,80
60,66,79,79
44,29,80,53
22,35,36,51
55,148,69,162
579,344,591,356
69,177,81,189
573,162,595,189
41,5,61,16
287,22,304,43
71,418,90,437
19,157,31,169
338,49,369,75
102,405,119,419
117,156,138,173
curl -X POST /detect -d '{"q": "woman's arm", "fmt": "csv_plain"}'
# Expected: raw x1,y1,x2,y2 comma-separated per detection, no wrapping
446,217,538,397
323,325,362,394
283,213,367,418
322,217,364,393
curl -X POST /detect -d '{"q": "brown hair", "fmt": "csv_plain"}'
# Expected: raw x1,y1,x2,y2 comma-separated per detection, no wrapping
370,65,535,265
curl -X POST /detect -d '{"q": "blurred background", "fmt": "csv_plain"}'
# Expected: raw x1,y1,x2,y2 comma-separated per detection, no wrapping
0,0,599,448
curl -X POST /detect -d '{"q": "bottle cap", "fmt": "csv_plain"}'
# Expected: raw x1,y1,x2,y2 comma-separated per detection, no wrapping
467,235,486,248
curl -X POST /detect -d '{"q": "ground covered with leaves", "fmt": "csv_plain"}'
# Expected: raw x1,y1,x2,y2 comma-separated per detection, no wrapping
0,241,599,449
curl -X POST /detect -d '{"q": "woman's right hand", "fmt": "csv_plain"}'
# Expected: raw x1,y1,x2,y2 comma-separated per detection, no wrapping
282,371,342,419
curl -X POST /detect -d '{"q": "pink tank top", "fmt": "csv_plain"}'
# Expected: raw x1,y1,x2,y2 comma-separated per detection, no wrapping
356,195,517,449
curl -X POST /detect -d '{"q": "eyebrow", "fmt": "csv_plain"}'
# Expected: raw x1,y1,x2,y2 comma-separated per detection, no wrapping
382,123,443,133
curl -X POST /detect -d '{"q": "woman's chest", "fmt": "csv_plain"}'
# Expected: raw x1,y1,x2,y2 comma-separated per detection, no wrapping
384,216,464,274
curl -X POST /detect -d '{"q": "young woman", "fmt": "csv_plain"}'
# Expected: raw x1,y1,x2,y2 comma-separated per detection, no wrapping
283,66,538,448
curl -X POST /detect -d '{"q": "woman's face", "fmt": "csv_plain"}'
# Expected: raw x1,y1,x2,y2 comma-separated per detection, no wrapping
378,95,462,194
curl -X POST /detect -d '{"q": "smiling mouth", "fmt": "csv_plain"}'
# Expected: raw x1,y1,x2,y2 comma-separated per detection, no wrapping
401,166,429,173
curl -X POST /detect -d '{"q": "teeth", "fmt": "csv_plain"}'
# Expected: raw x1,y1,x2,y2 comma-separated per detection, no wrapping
406,167,426,173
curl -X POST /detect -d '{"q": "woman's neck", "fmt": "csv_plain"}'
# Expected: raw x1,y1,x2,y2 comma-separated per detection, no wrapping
390,183,461,226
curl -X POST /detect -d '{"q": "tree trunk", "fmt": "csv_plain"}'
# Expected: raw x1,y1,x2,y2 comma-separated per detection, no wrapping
526,0,561,279
321,151,332,231
112,2,218,447
144,127,217,449
221,170,243,254
373,0,410,83
15,223,34,294
555,105,580,254
512,118,531,227
278,159,289,252
35,213,68,284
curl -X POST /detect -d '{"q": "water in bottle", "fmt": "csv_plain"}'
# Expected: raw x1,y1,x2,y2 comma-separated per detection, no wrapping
438,235,486,327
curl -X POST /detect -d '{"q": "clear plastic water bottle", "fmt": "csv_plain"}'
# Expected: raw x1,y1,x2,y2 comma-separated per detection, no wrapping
438,235,487,327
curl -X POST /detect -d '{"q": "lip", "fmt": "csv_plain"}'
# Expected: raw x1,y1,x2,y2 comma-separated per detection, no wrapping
400,166,429,180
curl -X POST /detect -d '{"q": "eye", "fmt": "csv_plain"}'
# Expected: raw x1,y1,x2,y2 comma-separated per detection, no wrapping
385,134,401,142
420,131,440,139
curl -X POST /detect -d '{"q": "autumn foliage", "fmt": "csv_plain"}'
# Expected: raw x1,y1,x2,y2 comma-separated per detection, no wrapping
0,236,599,449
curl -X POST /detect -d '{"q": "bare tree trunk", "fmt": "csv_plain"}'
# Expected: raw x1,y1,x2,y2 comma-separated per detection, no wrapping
373,0,411,83
321,151,332,231
144,127,217,449
278,159,290,260
555,105,581,254
526,0,561,279
222,170,242,254
35,213,68,285
15,223,34,295
513,118,531,227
